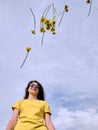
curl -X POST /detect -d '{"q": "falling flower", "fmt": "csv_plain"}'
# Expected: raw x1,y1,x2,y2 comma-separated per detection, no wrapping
86,0,92,17
64,5,69,12
58,5,69,27
40,3,57,45
20,47,32,68
40,4,52,46
30,8,36,34
40,17,46,23
31,30,36,34
40,27,46,33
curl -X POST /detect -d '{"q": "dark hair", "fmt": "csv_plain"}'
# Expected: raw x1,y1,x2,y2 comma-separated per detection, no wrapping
24,80,45,100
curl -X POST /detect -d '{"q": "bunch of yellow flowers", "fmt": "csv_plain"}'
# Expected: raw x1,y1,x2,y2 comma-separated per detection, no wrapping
40,17,56,35
20,1,94,68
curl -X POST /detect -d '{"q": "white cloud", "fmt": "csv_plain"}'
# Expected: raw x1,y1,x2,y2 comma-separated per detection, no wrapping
53,107,98,130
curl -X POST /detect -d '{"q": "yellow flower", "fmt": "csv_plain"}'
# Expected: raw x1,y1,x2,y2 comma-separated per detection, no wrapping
52,32,56,35
44,18,50,25
40,27,46,33
26,47,32,52
51,27,55,32
31,30,36,34
65,5,68,9
46,23,51,30
50,20,56,26
86,0,91,3
40,17,45,23
46,26,51,30
64,5,69,12
30,8,36,34
65,9,69,12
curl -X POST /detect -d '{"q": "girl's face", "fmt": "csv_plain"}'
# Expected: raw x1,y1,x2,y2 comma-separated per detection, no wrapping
28,82,39,96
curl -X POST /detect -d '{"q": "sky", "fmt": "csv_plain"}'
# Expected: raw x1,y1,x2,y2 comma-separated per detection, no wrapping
0,0,98,130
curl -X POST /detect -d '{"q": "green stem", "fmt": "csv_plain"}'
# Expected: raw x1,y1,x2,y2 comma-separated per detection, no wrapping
58,11,64,16
30,8,36,30
53,3,57,20
42,4,52,17
58,10,65,27
20,52,29,68
87,0,92,17
41,33,45,46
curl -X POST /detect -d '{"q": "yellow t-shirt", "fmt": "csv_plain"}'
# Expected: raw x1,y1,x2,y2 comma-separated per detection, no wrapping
12,99,51,130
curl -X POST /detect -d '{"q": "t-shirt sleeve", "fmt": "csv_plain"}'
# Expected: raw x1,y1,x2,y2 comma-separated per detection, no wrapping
44,101,51,115
12,100,23,111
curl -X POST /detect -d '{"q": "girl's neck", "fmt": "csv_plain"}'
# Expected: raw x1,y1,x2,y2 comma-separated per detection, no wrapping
28,94,38,100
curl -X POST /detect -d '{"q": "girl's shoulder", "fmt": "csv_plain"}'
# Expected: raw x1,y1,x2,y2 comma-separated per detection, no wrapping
38,100,50,105
12,99,24,110
16,99,24,103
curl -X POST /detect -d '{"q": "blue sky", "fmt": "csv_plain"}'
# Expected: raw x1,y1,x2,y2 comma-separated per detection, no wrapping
0,0,98,130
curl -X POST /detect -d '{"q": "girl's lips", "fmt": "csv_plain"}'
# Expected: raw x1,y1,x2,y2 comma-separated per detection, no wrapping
31,88,38,91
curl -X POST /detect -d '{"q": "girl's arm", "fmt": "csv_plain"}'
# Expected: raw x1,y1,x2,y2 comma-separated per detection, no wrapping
45,113,55,130
6,109,19,130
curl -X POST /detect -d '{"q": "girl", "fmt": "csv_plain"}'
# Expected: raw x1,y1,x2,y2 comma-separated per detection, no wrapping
6,80,55,130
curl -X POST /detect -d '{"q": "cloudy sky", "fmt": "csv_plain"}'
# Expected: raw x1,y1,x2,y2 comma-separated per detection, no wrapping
0,0,98,130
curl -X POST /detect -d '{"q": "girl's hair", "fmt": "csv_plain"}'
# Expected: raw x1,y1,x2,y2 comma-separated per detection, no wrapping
23,80,45,100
